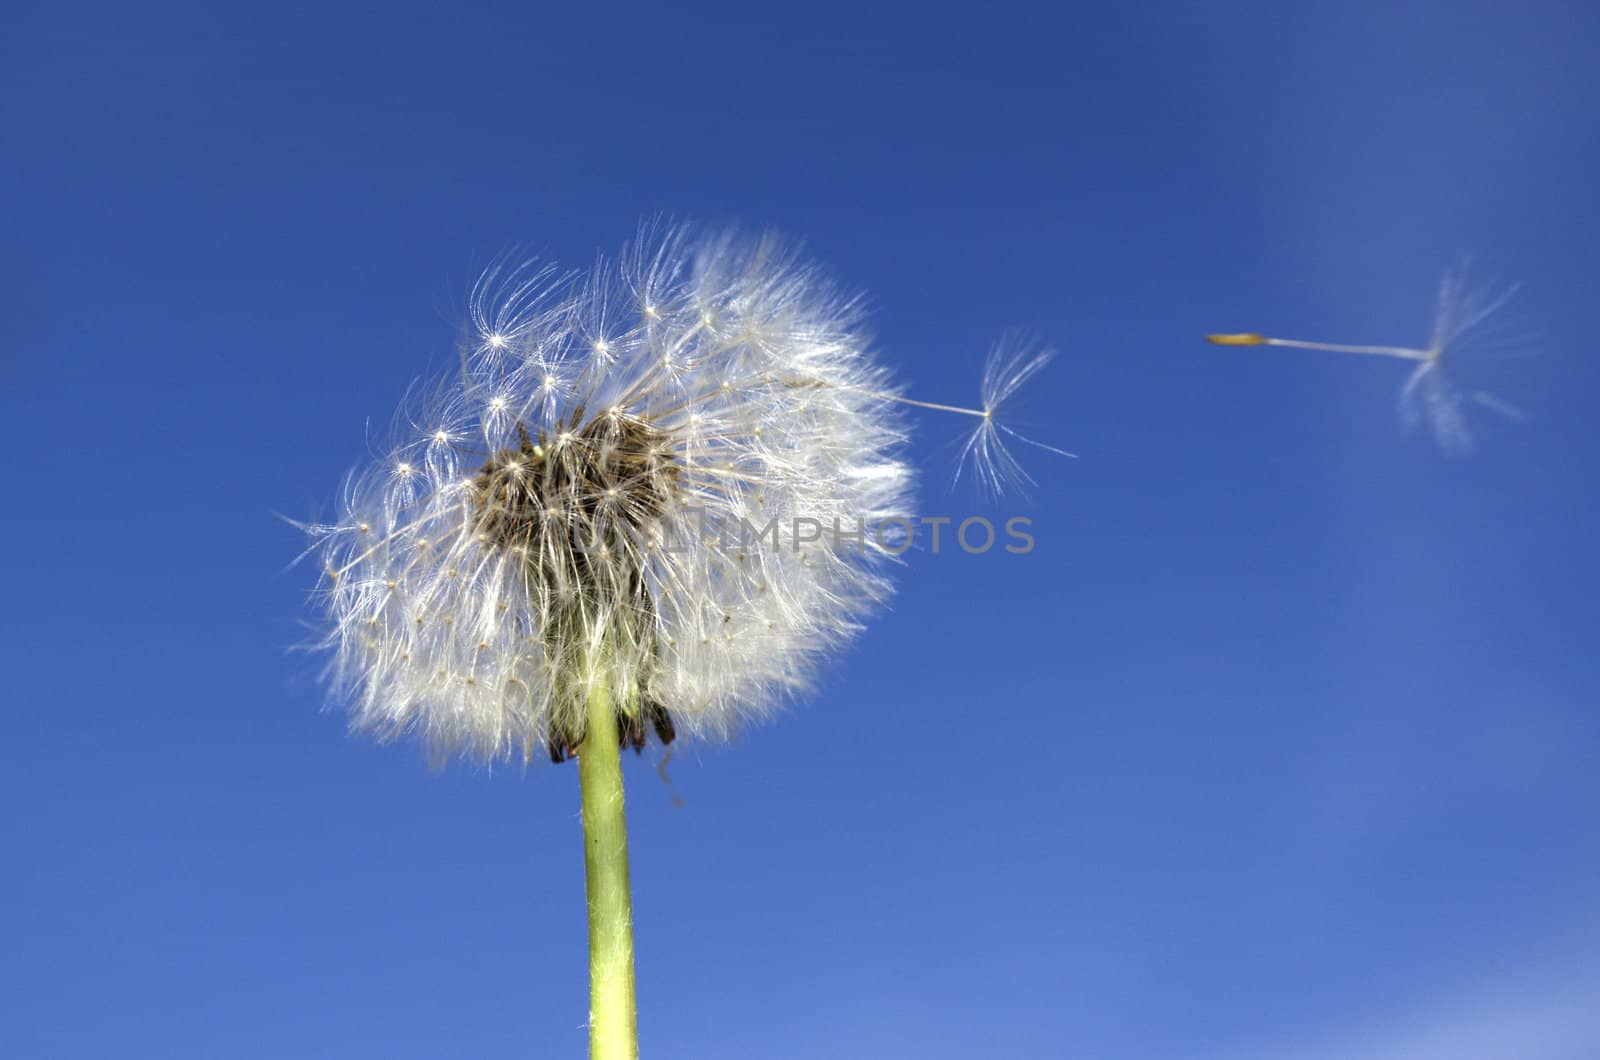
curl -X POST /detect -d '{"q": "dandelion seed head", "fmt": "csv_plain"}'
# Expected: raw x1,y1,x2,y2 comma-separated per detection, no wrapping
309,226,915,763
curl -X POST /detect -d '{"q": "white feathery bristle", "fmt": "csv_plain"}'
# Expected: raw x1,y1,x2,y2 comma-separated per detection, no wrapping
954,338,1075,497
1401,264,1526,454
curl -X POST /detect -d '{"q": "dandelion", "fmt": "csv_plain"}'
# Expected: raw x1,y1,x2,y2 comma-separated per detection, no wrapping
302,224,1062,1059
1207,265,1525,451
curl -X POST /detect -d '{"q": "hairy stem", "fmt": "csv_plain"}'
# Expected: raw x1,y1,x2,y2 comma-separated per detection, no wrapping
578,671,639,1060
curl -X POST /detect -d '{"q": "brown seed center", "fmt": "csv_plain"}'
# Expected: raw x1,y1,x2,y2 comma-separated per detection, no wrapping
470,412,681,762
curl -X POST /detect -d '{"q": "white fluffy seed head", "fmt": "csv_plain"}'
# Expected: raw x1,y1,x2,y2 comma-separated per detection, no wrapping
308,227,915,764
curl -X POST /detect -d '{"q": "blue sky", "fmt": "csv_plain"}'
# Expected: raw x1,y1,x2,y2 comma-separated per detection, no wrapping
4,2,1598,1057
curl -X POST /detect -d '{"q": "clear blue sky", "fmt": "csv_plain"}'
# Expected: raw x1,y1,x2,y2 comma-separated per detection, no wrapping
4,2,1598,1057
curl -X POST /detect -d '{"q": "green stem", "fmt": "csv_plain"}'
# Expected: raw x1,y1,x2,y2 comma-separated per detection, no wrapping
577,672,639,1060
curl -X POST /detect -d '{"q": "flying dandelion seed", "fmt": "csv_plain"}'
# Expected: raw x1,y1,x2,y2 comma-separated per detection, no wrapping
885,339,1076,497
304,225,1063,766
1207,264,1527,452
